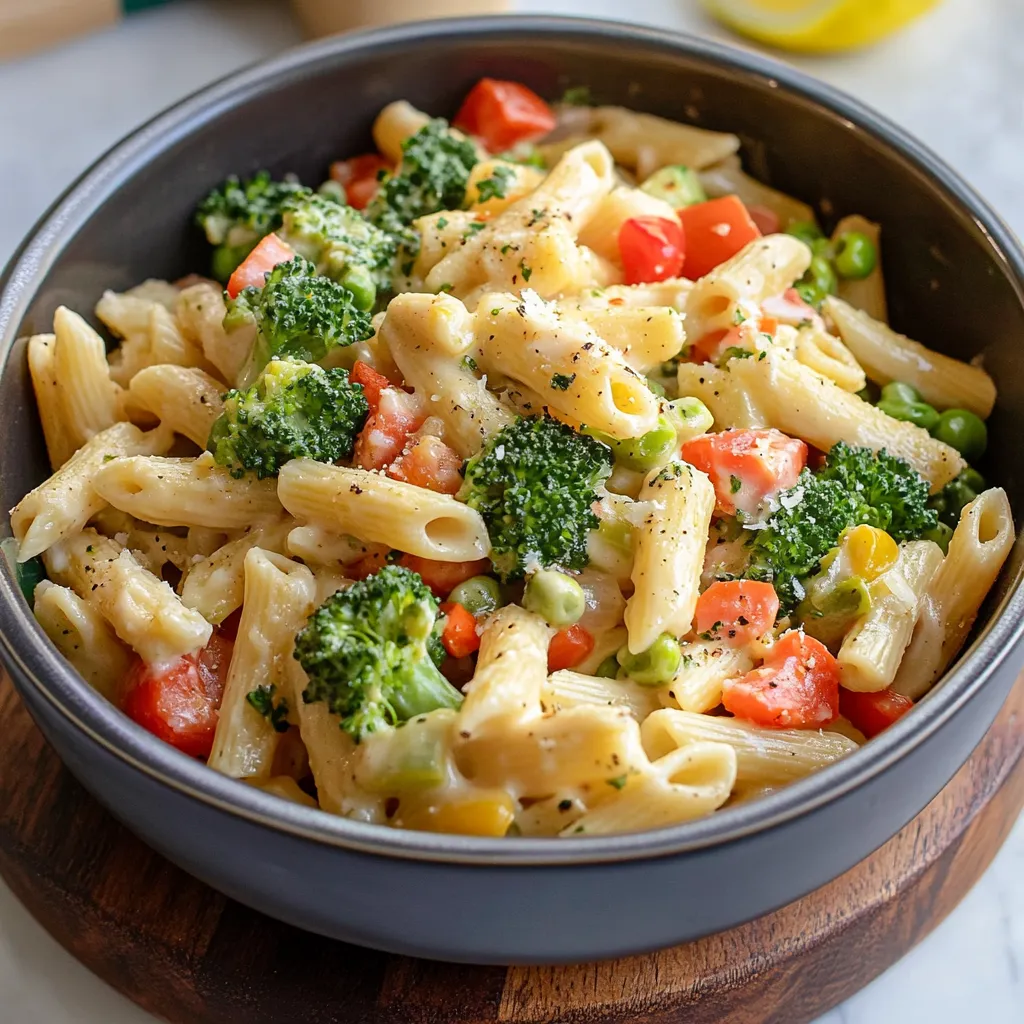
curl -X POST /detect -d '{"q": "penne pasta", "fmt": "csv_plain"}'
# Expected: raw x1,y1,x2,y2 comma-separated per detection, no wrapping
26,333,76,470
126,364,225,448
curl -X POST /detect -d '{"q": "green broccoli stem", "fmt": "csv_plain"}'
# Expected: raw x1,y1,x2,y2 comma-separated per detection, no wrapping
390,656,464,721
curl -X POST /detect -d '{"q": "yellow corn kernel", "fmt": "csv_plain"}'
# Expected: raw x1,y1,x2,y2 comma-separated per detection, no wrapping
843,524,898,581
398,791,517,837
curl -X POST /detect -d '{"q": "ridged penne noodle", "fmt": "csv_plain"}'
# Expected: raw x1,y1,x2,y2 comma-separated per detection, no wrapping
625,462,716,654
104,300,213,386
277,460,489,562
661,639,754,714
33,580,133,701
794,323,866,393
26,333,76,470
515,792,588,837
372,99,431,164
10,421,172,561
642,708,858,787
676,361,768,430
52,306,123,446
465,159,546,216
587,278,693,310
684,235,811,339
177,281,251,385
42,529,212,665
825,296,996,418
563,741,736,836
559,105,740,175
892,489,1014,700
477,290,659,440
93,452,282,529
545,669,662,721
285,524,382,567
379,292,514,456
699,155,817,228
831,215,887,322
577,185,680,264
425,141,615,300
719,348,965,489
839,540,944,693
560,302,686,372
180,518,293,624
126,364,225,447
208,550,316,780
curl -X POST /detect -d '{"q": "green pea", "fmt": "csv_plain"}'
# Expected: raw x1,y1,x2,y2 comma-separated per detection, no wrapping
795,254,837,309
335,263,377,312
799,576,871,650
523,570,586,627
834,231,878,280
922,521,954,554
617,633,681,685
318,179,346,203
588,415,677,472
786,221,825,247
878,399,940,432
211,241,255,284
960,467,987,492
449,575,501,616
931,408,988,461
880,380,921,405
666,396,714,442
595,655,620,679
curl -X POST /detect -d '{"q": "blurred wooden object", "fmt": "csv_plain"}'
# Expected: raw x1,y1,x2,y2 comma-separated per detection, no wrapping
291,0,509,37
0,0,119,60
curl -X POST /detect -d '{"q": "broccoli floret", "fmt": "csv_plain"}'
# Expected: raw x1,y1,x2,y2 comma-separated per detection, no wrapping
461,416,613,582
742,441,938,611
207,359,369,479
227,256,374,386
293,565,462,741
279,192,398,309
366,118,478,261
195,171,309,280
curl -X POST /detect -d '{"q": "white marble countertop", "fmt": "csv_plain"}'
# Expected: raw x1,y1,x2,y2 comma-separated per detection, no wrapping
0,1,1021,1021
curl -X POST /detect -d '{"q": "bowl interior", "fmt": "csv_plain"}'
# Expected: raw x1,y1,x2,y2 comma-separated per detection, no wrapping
2,17,1023,859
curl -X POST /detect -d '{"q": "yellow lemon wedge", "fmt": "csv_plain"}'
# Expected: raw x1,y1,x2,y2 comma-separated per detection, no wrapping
702,0,942,53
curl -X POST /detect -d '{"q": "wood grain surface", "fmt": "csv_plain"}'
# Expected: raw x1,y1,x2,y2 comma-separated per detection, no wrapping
0,670,1021,1024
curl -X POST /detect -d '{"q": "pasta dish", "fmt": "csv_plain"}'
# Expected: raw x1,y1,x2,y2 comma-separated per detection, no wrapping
7,80,1013,838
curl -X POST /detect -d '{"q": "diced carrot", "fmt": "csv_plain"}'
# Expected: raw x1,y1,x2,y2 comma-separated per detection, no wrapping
454,78,556,152
225,233,294,298
349,360,393,415
618,215,685,285
694,580,779,645
548,624,595,672
397,555,492,600
388,435,464,494
839,688,914,739
330,153,390,210
681,428,807,516
678,196,761,281
723,630,840,729
439,601,481,658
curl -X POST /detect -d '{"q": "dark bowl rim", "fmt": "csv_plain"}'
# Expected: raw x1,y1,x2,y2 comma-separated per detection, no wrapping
2,13,1024,868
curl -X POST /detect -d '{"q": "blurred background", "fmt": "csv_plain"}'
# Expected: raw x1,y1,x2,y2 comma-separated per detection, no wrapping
0,1,1021,1023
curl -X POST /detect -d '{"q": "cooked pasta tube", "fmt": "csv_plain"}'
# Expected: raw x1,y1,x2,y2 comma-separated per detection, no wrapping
562,741,737,836
477,290,659,440
465,159,546,216
372,99,432,164
126,364,225,447
177,281,250,385
560,303,686,372
52,305,123,446
180,518,293,624
106,303,213,386
721,348,965,490
515,792,588,837
545,669,663,721
892,489,1014,700
208,550,316,780
277,460,489,562
560,105,740,175
684,235,811,339
586,278,693,310
839,540,944,693
825,296,996,418
624,462,716,654
42,529,212,664
26,333,76,470
794,324,866,394
93,452,282,529
285,524,383,567
33,580,133,701
641,709,858,787
425,141,615,300
661,639,754,714
11,421,172,561
379,292,514,456
699,155,817,228
676,361,767,430
831,215,887,322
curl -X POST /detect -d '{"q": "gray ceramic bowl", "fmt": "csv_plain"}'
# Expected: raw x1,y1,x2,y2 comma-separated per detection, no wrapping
2,16,1023,965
